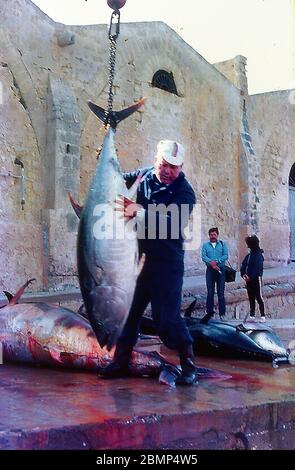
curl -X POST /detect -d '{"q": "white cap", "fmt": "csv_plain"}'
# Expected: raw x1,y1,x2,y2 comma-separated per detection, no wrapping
155,140,184,166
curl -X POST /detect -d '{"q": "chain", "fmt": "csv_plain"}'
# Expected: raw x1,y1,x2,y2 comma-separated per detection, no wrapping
104,9,121,127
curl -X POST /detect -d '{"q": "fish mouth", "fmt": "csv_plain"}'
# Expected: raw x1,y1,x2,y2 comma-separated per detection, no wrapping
96,327,118,351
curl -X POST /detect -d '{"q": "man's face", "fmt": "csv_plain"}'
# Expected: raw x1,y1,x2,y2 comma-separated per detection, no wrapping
209,231,218,243
154,156,182,185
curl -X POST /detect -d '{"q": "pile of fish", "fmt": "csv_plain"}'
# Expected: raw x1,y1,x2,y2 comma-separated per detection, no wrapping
2,95,289,386
0,280,230,385
140,307,290,368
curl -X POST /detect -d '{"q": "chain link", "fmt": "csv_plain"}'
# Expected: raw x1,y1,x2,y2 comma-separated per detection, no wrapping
104,10,120,127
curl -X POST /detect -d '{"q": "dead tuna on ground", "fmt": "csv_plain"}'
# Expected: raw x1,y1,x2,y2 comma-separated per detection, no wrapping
0,281,231,385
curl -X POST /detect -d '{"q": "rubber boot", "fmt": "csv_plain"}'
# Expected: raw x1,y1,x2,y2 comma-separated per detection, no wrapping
97,343,133,378
176,344,198,385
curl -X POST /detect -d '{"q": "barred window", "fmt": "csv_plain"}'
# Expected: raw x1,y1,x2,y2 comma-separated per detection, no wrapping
152,70,178,95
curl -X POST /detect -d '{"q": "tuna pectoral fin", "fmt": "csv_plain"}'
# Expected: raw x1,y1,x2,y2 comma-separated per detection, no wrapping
68,193,83,219
26,334,63,365
46,348,63,363
88,97,146,129
9,278,36,305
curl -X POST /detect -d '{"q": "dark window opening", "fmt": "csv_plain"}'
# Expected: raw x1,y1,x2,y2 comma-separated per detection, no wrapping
152,70,178,95
289,163,295,187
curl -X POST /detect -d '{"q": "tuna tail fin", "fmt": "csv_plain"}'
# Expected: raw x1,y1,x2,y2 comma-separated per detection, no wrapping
9,278,36,305
184,299,197,318
88,97,146,129
68,193,83,219
3,291,13,302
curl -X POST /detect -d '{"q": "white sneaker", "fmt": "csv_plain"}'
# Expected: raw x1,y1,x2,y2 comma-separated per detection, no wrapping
248,317,256,323
259,317,266,323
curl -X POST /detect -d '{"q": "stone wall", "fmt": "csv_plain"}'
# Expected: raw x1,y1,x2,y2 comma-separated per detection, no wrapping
214,56,295,265
247,90,295,265
0,0,294,294
214,55,248,95
0,54,43,291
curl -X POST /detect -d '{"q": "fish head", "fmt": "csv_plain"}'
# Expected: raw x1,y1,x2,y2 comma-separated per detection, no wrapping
248,329,288,357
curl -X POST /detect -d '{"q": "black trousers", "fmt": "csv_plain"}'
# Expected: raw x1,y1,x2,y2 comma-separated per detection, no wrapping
246,277,265,316
118,259,193,350
205,267,226,316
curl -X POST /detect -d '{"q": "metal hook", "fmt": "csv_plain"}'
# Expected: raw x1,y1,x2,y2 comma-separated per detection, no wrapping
109,9,121,40
107,0,127,10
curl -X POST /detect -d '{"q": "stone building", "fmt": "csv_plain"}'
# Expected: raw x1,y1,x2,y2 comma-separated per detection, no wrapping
0,0,294,293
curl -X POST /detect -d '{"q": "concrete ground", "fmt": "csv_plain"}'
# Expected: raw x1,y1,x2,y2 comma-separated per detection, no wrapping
0,265,294,450
183,263,295,291
1,336,295,450
1,264,295,307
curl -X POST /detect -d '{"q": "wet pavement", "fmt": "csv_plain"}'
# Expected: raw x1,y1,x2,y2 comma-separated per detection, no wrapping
1,264,294,308
1,339,295,450
0,265,294,450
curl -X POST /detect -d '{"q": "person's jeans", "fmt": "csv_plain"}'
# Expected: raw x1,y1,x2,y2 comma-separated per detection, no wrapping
118,259,193,350
205,267,226,316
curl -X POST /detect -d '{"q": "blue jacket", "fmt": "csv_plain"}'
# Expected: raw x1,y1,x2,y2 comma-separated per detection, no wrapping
240,250,264,279
201,240,228,267
124,167,196,262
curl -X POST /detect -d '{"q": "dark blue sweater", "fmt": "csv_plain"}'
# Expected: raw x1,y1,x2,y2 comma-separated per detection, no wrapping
240,250,264,279
124,167,196,262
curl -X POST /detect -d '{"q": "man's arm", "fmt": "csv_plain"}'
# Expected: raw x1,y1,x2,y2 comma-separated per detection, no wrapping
201,243,212,265
129,185,196,239
123,169,141,189
116,179,196,240
218,242,229,263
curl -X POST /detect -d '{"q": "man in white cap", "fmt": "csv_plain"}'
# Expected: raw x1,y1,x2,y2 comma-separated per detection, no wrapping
98,140,197,385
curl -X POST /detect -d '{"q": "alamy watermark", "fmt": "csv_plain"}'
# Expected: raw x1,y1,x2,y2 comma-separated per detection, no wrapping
0,81,3,105
0,342,3,364
92,202,202,251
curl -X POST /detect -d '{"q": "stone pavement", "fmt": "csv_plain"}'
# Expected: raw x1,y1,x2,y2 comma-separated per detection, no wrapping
1,264,294,303
181,264,295,324
183,263,295,292
1,349,295,450
0,268,294,451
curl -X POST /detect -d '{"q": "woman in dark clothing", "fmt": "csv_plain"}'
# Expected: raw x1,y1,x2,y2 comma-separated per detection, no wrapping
240,235,265,322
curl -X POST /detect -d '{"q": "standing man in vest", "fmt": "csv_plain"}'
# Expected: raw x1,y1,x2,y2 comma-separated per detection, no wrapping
201,227,228,323
98,140,198,385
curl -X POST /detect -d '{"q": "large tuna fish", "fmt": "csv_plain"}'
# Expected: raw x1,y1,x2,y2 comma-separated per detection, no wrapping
0,281,230,384
78,99,145,350
140,301,290,367
0,280,170,376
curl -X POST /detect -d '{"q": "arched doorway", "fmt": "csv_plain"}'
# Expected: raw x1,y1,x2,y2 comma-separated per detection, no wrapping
289,163,295,261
